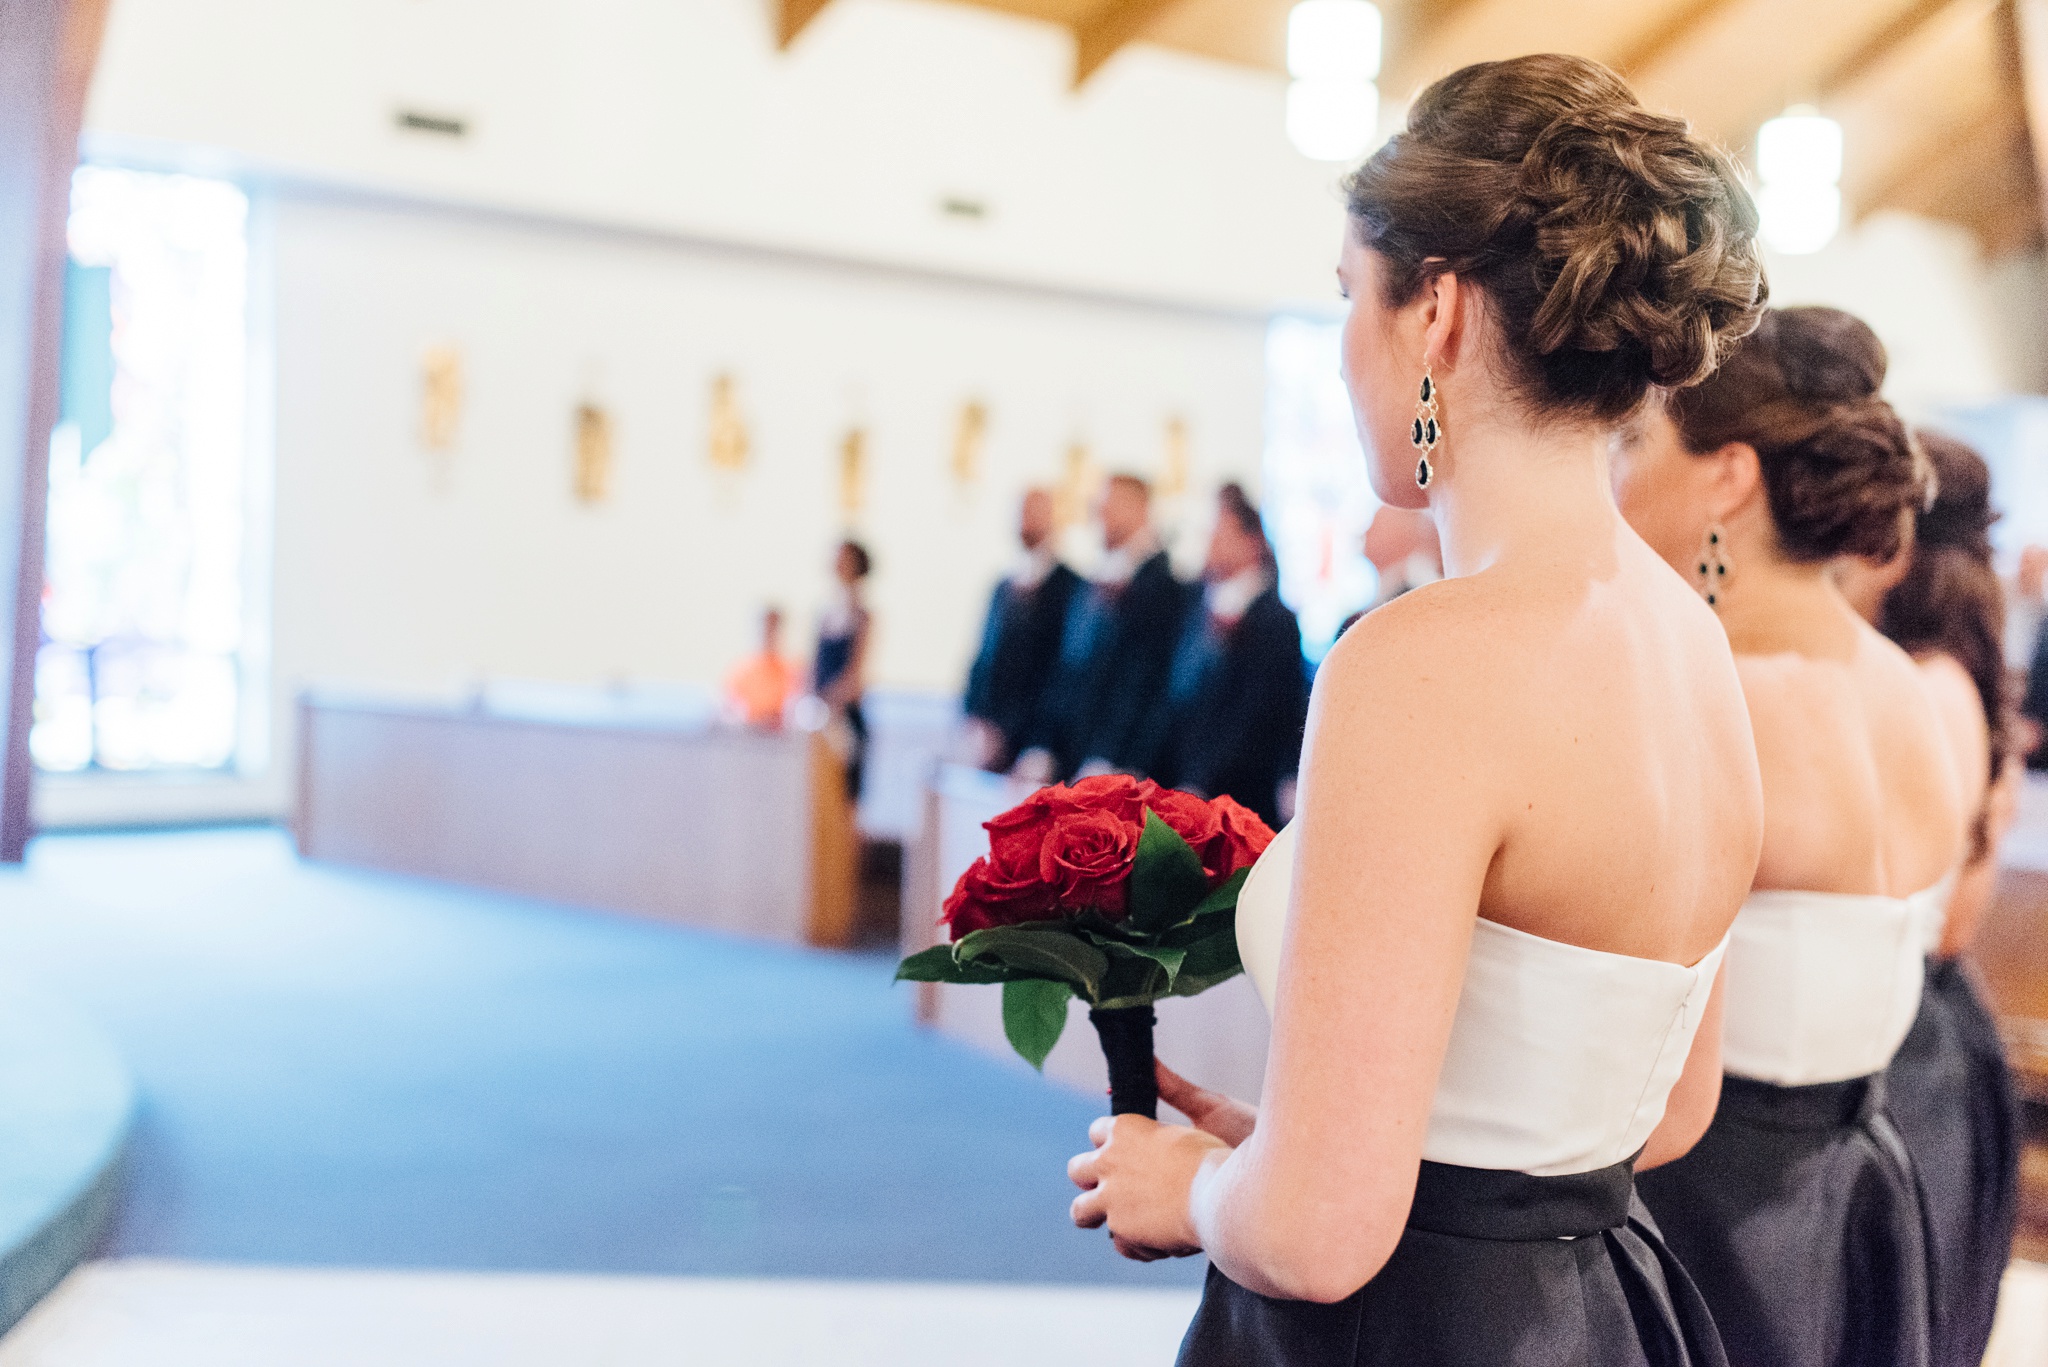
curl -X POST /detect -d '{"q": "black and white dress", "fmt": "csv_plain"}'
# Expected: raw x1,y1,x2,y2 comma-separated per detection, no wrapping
1884,888,2020,1367
1637,881,1945,1367
1179,823,1732,1367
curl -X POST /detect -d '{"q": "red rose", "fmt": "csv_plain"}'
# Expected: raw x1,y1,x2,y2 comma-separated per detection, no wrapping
983,801,1054,886
1039,806,1141,915
942,854,1058,936
942,774,1152,936
1211,795,1276,874
1057,774,1151,828
1139,784,1229,880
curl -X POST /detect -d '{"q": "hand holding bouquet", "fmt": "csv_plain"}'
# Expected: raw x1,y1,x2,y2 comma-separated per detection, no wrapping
897,774,1275,1117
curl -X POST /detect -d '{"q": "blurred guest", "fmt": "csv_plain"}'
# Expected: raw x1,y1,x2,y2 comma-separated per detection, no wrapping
961,488,1083,771
1150,483,1308,827
1364,503,1442,606
2016,546,2048,767
814,540,873,799
724,605,797,728
1336,504,1444,640
2005,544,2047,671
1031,473,1183,780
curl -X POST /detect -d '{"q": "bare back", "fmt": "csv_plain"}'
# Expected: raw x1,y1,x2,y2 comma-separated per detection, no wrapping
1451,524,1762,965
1738,611,1966,898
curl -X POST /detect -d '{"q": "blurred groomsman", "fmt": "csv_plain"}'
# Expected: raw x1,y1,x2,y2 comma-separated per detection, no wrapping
962,489,1083,771
1149,484,1308,827
1031,473,1184,780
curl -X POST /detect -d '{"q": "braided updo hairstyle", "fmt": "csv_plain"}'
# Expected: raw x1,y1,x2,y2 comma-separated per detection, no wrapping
1667,307,1930,564
1345,54,1766,422
1877,431,2008,853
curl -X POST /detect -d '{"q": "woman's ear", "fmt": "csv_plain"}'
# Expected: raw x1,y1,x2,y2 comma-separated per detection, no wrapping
1420,270,1466,369
1704,441,1763,523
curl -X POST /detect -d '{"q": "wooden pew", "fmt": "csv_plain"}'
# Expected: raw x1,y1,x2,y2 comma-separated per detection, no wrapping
296,684,858,948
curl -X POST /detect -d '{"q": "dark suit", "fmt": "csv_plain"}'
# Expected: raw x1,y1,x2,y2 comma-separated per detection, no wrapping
962,562,1083,770
1152,585,1308,828
1036,549,1185,779
2027,623,2048,770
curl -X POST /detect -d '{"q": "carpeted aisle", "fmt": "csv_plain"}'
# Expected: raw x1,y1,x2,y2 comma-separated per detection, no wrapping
0,829,1203,1287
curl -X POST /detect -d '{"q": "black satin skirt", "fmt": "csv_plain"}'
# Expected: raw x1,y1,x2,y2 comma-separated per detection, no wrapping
1635,1074,1931,1367
1886,957,2021,1367
1176,1157,1728,1366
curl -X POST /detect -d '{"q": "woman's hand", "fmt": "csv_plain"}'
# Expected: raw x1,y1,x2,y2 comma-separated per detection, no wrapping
1067,1114,1229,1262
1156,1060,1258,1147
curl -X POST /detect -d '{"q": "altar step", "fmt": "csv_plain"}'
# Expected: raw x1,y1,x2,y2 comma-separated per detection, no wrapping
0,979,133,1336
0,1261,1203,1367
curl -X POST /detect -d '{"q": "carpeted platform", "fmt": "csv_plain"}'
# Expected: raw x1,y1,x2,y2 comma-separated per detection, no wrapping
0,976,132,1335
0,829,1203,1287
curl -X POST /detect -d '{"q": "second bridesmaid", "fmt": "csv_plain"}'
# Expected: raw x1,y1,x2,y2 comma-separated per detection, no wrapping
1616,305,1966,1367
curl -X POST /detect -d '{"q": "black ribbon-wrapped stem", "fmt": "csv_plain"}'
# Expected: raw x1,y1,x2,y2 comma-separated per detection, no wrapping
1089,1005,1158,1118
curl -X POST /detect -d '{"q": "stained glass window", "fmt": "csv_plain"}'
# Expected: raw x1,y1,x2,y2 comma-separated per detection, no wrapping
1261,315,1378,661
35,166,252,773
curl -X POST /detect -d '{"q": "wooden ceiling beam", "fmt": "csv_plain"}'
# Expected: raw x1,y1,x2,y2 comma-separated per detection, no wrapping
1071,0,1190,85
776,0,833,49
1614,0,1747,76
1381,0,1495,100
1820,0,1973,95
2008,0,2048,254
1856,100,2018,215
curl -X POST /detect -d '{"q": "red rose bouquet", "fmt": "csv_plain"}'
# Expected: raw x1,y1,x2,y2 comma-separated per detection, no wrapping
896,774,1275,1117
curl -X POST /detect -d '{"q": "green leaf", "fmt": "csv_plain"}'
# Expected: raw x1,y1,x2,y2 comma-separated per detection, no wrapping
893,944,1010,985
1188,867,1250,921
1126,811,1211,934
1094,939,1178,1008
1164,920,1244,997
955,925,1109,998
1003,978,1072,1070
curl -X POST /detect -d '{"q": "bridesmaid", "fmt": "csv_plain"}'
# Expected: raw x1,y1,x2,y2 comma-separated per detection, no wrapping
1064,54,1766,1365
1839,431,2023,1367
1618,307,1965,1367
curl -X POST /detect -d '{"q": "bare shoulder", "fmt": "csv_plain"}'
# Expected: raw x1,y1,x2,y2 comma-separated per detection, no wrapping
1322,578,1504,699
1314,577,1522,760
1914,651,1984,726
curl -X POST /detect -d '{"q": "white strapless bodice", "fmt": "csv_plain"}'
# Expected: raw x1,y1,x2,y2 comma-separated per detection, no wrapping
1719,874,1952,1087
1235,823,1727,1177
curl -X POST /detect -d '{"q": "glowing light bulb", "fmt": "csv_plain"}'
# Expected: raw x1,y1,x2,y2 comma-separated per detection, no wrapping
1285,1,1381,161
1757,110,1843,187
1287,0,1382,82
1286,78,1379,162
1755,107,1844,255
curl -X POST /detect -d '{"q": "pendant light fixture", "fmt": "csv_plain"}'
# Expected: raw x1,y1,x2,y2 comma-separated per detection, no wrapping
1285,0,1382,162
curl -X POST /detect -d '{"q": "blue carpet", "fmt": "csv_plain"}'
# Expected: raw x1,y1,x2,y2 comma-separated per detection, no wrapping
0,974,132,1333
0,829,1203,1286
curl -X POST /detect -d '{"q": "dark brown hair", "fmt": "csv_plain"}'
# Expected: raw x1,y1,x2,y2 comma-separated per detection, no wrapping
838,539,871,580
1666,306,1928,563
1877,430,2008,854
1344,54,1765,422
1216,481,1275,568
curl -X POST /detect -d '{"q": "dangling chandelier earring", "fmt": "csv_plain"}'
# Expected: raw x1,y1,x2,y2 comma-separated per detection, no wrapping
1410,363,1441,489
1696,523,1731,607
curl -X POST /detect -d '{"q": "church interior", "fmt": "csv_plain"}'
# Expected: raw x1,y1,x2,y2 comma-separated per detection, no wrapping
4,0,2048,1361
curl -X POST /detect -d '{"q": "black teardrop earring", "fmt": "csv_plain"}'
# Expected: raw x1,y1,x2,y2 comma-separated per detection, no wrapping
1696,523,1731,607
1410,364,1441,489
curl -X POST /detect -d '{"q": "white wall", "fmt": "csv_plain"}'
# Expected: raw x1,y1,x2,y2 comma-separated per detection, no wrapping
39,187,1270,825
82,0,1347,313
48,0,2047,827
47,0,1321,825
1760,211,2043,418
267,193,1266,693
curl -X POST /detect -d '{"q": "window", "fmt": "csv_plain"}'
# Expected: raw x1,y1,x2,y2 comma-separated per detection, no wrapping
1261,315,1378,660
35,166,254,773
